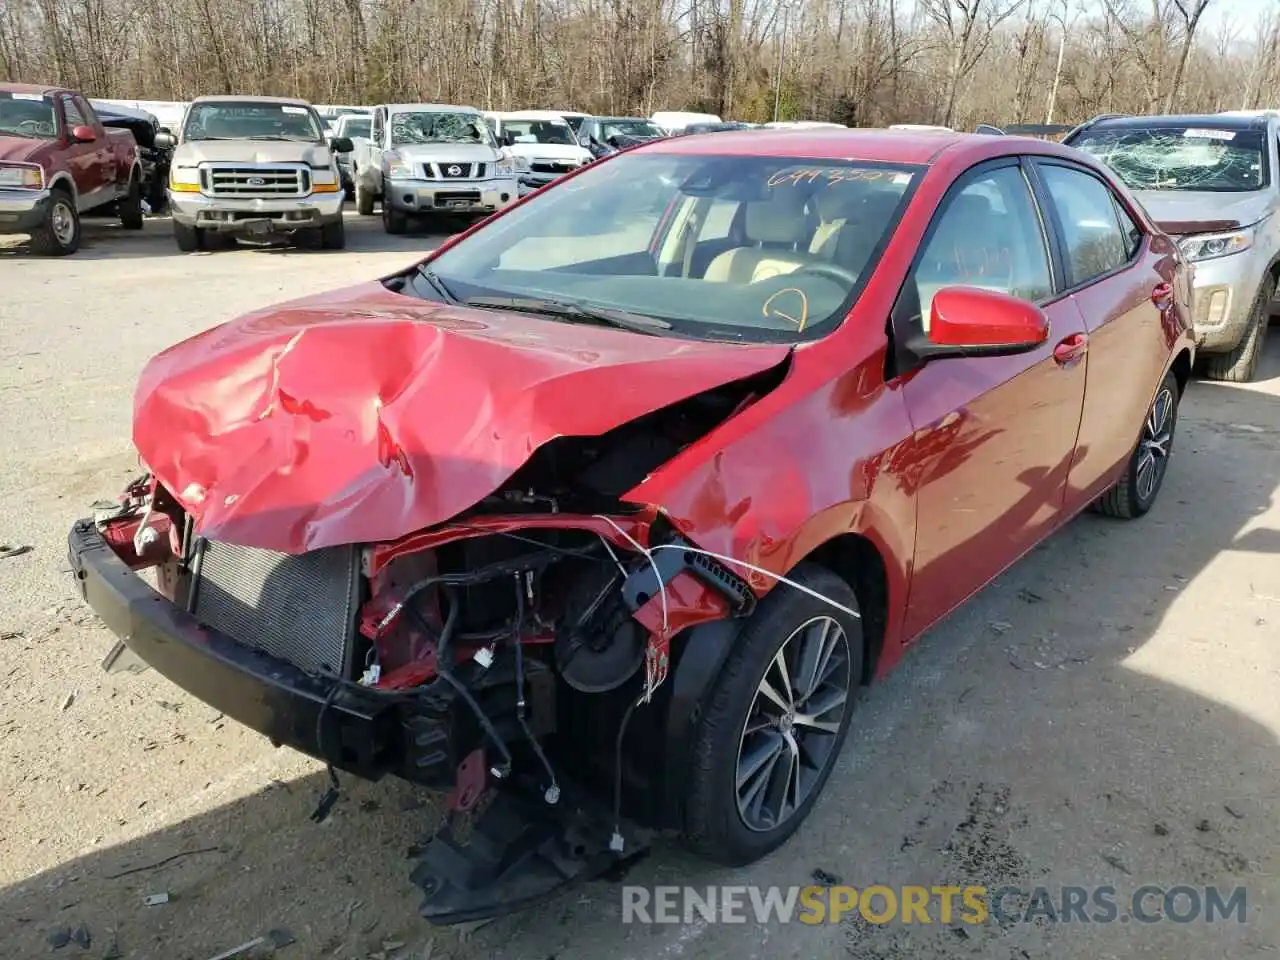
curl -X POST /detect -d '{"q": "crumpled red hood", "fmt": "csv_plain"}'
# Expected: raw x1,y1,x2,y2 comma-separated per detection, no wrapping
134,281,790,552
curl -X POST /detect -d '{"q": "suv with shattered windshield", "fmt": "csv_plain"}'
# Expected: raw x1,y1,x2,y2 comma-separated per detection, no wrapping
1065,112,1280,381
352,103,519,231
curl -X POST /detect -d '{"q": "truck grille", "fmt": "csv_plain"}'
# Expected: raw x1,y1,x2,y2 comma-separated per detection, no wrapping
423,162,486,180
203,164,310,198
188,539,360,678
530,160,578,175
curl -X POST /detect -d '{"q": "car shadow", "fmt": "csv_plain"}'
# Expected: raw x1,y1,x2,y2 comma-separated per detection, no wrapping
2,341,1279,959
0,208,457,261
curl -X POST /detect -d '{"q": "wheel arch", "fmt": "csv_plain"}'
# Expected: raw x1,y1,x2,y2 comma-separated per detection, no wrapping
1170,347,1193,398
45,170,76,197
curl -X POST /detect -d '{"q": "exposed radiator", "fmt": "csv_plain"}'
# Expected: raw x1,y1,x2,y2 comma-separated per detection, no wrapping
188,539,360,678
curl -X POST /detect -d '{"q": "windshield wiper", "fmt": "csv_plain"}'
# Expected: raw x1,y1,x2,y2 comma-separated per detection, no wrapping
464,296,672,335
417,267,459,303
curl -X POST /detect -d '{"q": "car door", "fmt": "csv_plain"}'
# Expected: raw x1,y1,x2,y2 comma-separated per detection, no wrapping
893,158,1090,638
60,95,106,208
75,95,118,197
1028,158,1173,510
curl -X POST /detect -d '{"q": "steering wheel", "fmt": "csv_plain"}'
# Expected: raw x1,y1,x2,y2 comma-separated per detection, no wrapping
792,262,859,286
18,119,45,132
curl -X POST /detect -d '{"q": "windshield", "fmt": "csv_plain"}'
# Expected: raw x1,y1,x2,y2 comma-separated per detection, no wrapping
0,92,57,139
183,102,323,141
601,119,663,141
410,152,919,343
391,111,493,146
502,118,576,145
340,117,372,139
1072,125,1268,192
563,115,588,133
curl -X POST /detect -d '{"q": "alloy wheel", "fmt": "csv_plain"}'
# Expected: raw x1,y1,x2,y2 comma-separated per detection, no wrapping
735,615,852,832
1136,385,1175,502
51,201,76,245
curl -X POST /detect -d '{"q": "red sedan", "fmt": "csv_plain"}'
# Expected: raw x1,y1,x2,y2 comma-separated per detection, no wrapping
68,128,1194,923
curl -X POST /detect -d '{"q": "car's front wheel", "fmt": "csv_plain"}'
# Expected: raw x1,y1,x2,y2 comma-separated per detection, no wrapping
681,563,862,866
1203,273,1273,383
355,178,375,216
1093,369,1179,519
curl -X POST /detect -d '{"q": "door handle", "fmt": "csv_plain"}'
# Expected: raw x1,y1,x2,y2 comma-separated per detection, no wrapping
1053,333,1088,366
1151,281,1174,309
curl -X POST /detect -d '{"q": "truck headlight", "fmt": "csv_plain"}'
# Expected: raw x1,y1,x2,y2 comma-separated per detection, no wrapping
1178,228,1253,263
0,163,44,189
169,166,201,193
311,167,340,193
386,155,415,179
495,155,526,175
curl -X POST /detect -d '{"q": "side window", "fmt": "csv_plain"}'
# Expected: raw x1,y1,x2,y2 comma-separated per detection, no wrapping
1038,163,1132,285
74,96,98,126
911,164,1054,329
62,96,86,130
1112,197,1143,259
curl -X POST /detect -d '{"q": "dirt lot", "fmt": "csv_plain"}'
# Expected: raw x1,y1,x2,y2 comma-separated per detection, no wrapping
1,212,1277,960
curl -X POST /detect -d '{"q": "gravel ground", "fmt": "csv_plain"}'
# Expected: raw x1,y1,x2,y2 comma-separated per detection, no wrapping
1,212,1277,960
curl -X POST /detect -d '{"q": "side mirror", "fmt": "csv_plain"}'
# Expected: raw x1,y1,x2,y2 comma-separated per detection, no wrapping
500,131,515,147
329,136,354,153
153,131,176,150
907,286,1049,361
69,124,97,143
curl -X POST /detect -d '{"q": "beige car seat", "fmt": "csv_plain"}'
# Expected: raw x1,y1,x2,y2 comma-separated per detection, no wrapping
704,191,821,283
816,190,905,277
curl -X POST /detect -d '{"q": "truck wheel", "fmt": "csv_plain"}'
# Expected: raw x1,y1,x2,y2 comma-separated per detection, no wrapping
174,221,204,252
681,563,862,867
1202,273,1274,383
355,180,375,216
321,217,346,250
119,173,144,230
29,186,81,256
382,203,408,235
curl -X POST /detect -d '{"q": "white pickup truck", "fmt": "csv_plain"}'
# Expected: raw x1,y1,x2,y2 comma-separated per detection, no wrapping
351,103,519,233
483,110,592,196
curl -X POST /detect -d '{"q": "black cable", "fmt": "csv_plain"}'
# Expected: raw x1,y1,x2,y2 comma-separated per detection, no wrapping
612,693,645,838
512,574,558,800
309,679,344,823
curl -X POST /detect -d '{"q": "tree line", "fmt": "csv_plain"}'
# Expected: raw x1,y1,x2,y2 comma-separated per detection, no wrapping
0,0,1270,129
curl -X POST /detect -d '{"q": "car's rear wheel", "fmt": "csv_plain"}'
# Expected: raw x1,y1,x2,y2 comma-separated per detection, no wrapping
1203,274,1273,383
30,186,80,256
681,563,862,866
119,173,144,230
174,221,204,252
1093,369,1179,520
355,179,375,216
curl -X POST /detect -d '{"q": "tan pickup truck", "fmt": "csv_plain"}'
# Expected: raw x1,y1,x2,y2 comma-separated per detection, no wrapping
167,95,350,251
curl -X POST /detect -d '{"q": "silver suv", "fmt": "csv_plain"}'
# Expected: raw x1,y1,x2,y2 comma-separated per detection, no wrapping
1065,112,1278,382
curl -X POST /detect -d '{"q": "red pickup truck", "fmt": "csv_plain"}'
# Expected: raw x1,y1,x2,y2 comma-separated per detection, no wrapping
0,83,144,255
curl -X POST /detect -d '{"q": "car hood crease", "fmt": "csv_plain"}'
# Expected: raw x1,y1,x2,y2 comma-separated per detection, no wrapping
133,283,791,553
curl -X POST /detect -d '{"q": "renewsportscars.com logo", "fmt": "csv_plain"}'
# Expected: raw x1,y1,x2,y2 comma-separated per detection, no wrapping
621,884,1248,926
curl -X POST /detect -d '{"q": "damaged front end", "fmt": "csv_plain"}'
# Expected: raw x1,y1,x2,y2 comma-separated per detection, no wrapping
68,357,785,924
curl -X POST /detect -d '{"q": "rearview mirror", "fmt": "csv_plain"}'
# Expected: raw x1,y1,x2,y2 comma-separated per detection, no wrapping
501,131,515,147
69,124,97,143
329,136,354,153
907,286,1049,361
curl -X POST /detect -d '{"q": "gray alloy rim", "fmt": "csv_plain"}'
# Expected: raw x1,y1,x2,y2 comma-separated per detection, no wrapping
735,615,852,833
1136,386,1174,502
51,201,75,245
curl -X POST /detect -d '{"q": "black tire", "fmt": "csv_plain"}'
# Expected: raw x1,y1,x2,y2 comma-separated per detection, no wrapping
29,186,80,256
355,178,375,216
382,202,408,235
119,173,144,230
681,562,863,866
320,216,346,250
1093,369,1179,520
174,220,204,252
1203,273,1274,383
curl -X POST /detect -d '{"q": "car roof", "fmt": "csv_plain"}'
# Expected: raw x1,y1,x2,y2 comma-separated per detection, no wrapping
383,103,480,114
500,110,573,122
641,128,984,163
190,94,313,107
1082,113,1268,132
0,82,64,96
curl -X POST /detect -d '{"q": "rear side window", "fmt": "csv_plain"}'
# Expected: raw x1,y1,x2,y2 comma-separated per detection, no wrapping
1038,164,1133,285
911,164,1054,328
